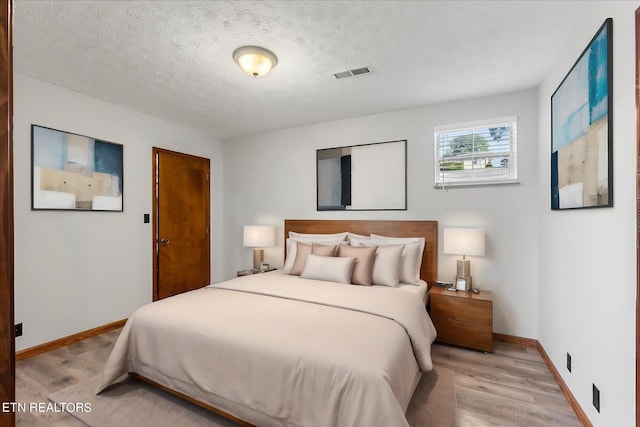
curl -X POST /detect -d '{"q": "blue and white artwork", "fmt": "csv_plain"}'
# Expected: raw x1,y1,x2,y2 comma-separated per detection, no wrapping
551,18,612,210
31,125,123,211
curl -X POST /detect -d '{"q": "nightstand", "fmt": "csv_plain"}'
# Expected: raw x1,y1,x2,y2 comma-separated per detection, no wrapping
237,268,276,277
428,287,493,352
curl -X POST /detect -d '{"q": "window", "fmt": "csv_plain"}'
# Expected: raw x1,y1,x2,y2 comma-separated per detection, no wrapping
434,116,518,188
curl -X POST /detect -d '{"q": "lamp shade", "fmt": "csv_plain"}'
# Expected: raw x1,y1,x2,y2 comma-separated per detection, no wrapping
243,225,275,248
443,228,485,256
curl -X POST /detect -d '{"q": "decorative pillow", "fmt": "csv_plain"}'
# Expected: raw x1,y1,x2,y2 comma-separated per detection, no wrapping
285,236,346,258
284,237,347,273
338,245,377,286
370,235,425,284
367,241,421,284
370,244,403,286
312,243,339,257
300,254,356,284
289,241,313,276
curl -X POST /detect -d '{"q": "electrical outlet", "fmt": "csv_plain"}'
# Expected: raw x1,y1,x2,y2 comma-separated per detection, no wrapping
566,353,571,372
593,384,600,413
14,323,22,337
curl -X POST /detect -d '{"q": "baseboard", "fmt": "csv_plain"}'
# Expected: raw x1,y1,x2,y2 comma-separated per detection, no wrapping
493,332,537,348
15,318,126,361
535,342,592,426
495,332,591,426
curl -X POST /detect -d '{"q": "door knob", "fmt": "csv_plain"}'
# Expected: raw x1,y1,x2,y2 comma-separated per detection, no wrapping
160,238,170,245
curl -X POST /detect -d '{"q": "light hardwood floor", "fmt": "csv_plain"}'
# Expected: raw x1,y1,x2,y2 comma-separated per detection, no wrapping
15,329,581,426
15,330,119,427
432,342,581,426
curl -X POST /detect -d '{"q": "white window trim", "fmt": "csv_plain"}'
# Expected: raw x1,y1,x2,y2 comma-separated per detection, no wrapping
434,115,519,189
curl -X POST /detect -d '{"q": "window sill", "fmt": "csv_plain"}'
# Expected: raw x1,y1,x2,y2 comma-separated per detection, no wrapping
434,179,520,189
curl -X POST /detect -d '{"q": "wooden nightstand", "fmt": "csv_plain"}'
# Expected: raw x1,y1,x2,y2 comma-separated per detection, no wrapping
428,287,493,352
237,268,276,277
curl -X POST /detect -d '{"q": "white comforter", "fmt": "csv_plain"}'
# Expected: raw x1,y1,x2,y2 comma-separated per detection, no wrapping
98,272,437,427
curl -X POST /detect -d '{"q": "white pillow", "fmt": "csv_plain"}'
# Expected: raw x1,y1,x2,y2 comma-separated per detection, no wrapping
369,235,425,284
370,234,425,254
284,237,347,273
370,241,421,285
300,254,356,284
289,231,349,240
347,233,371,246
370,245,403,286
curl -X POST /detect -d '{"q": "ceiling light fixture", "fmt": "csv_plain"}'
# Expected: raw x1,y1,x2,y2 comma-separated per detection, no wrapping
232,46,278,77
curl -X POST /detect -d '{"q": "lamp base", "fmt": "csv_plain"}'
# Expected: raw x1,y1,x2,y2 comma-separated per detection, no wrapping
253,248,264,270
455,259,473,291
456,259,471,277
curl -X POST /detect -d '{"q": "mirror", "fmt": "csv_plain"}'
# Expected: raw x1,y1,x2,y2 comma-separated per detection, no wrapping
317,140,407,211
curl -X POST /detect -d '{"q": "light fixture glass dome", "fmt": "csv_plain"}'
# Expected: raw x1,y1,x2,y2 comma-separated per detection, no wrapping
232,46,278,77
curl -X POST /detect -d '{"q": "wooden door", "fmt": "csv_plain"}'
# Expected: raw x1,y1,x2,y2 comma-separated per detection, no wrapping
153,148,210,300
0,1,13,426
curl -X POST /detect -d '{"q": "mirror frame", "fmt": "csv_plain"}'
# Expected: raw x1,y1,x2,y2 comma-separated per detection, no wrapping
316,139,407,211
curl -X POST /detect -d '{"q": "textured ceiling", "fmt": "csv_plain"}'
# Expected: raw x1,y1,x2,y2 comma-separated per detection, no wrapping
14,1,589,140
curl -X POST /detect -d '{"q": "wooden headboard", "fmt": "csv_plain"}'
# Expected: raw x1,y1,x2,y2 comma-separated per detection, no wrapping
284,219,438,286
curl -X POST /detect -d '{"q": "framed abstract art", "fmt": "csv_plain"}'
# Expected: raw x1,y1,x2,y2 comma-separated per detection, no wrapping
551,18,612,210
31,125,123,211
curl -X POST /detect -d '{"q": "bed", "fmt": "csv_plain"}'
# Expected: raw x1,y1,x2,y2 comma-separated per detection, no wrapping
98,219,438,427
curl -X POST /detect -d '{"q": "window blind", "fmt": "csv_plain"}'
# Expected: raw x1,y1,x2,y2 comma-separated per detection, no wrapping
434,116,518,188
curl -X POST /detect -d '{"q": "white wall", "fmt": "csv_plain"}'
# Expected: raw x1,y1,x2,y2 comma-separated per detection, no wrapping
224,88,539,339
13,74,224,351
537,2,637,426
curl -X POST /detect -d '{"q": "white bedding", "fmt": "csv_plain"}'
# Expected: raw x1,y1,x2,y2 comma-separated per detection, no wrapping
98,272,437,427
396,280,429,304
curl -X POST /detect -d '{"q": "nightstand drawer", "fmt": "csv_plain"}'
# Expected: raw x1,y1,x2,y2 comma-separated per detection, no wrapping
428,287,493,352
433,317,493,352
430,294,492,325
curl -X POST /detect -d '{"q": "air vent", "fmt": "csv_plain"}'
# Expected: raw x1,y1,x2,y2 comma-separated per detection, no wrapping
334,67,370,79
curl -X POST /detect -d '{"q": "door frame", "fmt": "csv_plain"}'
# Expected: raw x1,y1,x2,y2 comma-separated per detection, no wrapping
0,0,13,425
151,147,211,301
636,7,640,427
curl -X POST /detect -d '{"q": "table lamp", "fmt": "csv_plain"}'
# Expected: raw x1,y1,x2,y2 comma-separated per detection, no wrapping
443,227,485,291
243,225,276,270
